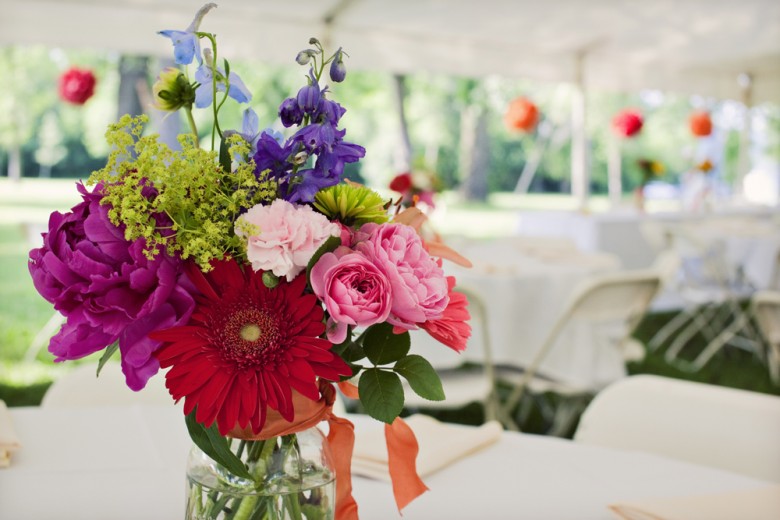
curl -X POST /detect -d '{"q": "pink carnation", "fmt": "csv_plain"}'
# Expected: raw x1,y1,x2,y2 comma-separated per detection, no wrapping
310,248,392,343
421,276,471,352
356,223,448,330
237,199,339,281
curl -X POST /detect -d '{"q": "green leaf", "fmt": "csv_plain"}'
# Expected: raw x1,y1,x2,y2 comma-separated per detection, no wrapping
363,323,410,365
96,342,119,377
218,138,231,173
393,355,446,401
305,235,342,285
358,368,404,424
331,331,367,363
185,410,253,480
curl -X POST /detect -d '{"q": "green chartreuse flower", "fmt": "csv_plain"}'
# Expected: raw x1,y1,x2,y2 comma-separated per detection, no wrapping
313,183,389,226
153,67,196,111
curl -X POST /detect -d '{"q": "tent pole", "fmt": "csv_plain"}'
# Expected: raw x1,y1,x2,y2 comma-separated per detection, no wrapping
571,52,589,211
735,73,753,198
607,136,622,208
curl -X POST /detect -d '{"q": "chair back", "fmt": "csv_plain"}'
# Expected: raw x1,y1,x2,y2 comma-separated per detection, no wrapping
753,291,780,383
501,270,662,421
574,375,780,483
564,270,661,326
754,291,780,346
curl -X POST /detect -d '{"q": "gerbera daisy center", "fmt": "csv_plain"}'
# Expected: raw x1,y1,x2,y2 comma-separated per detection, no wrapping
240,324,262,342
218,307,282,366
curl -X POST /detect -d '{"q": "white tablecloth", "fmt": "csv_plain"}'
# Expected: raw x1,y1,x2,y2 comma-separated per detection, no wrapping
0,405,772,520
440,238,625,387
516,209,780,287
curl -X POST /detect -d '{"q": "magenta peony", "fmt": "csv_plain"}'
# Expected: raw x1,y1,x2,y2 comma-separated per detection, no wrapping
58,67,97,105
310,248,392,343
355,223,448,330
28,183,194,390
237,199,340,281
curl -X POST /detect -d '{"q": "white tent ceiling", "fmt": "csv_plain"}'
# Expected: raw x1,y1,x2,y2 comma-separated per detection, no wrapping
2,0,780,103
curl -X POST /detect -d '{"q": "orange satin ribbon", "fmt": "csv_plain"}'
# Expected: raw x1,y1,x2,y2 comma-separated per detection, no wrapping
338,381,429,514
229,380,359,520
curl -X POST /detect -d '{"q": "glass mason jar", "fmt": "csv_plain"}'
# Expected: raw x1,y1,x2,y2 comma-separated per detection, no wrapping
185,426,336,520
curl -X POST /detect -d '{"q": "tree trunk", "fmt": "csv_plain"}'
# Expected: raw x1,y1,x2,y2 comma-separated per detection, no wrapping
7,143,21,182
392,74,412,172
117,56,149,121
459,105,490,201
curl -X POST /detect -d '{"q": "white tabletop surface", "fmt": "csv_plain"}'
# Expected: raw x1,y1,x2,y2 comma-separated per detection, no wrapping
1,404,772,520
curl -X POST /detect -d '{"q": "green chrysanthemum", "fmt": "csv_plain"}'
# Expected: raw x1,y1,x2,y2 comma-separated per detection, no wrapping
313,183,389,226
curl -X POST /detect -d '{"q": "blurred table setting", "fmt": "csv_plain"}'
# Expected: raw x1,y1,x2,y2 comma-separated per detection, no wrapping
516,208,780,289
443,235,627,388
1,403,776,519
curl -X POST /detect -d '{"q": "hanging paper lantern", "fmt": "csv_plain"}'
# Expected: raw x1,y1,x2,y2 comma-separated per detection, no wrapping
689,111,713,137
612,109,644,138
389,172,413,193
504,96,539,132
58,67,97,105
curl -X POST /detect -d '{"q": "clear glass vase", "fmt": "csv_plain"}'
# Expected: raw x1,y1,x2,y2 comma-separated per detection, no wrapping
185,427,336,520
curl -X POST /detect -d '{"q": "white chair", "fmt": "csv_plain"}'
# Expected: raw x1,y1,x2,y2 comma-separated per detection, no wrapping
753,291,780,384
401,287,502,425
647,223,763,371
574,375,780,483
500,270,662,432
41,362,173,408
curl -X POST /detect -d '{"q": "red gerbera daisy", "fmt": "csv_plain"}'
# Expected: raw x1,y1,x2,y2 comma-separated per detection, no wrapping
151,258,351,435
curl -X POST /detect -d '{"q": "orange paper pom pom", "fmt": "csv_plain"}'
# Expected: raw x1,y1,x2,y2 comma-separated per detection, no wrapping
689,111,713,137
504,97,539,133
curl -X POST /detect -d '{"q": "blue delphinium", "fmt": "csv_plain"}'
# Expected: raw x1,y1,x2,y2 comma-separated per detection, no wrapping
253,42,364,203
194,49,252,108
158,3,217,65
329,48,347,83
279,98,304,127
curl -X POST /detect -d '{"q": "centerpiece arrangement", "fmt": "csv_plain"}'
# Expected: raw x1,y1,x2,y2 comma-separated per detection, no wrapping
634,158,665,211
388,167,441,211
28,4,472,519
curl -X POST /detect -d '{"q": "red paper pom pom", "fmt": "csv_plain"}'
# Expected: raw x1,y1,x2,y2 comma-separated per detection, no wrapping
504,96,539,133
612,109,644,138
389,172,413,193
58,67,97,105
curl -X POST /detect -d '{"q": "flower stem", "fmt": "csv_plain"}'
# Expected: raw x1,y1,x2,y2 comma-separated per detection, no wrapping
184,106,199,148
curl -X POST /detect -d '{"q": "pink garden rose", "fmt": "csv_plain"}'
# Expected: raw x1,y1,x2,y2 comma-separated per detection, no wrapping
355,223,448,329
310,248,392,343
237,199,340,281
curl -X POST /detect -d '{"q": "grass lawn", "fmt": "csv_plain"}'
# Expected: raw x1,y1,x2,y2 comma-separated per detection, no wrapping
1,179,775,427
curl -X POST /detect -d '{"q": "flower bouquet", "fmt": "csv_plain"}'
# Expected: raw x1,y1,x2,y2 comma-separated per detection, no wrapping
636,158,665,187
28,4,471,520
634,158,664,212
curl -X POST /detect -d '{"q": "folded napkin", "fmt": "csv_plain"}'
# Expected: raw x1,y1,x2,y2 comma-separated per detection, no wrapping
352,415,502,481
0,400,22,468
609,485,780,520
